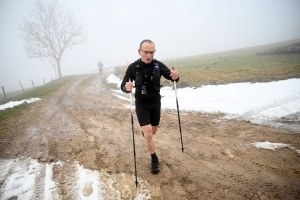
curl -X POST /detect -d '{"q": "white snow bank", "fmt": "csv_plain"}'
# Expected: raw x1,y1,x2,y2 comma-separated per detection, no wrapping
0,98,41,110
107,74,300,130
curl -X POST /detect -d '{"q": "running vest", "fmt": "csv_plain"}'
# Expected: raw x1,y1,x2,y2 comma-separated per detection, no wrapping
135,59,160,94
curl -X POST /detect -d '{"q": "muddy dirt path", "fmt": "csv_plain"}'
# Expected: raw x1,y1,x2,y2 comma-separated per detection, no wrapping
0,73,299,199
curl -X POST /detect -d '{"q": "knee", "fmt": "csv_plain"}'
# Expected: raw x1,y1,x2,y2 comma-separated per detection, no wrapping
152,127,158,135
144,135,152,142
143,129,153,140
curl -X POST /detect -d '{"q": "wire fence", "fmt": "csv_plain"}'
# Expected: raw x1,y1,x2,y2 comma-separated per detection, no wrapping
1,77,55,102
1,67,114,103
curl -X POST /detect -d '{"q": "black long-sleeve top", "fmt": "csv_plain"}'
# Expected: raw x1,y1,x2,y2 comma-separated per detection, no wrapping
120,59,179,103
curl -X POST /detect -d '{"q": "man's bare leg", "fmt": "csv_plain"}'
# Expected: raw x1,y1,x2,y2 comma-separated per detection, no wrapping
142,124,156,154
142,124,160,173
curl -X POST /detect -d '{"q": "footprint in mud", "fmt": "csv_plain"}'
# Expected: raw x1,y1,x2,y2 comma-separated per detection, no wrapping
82,182,93,196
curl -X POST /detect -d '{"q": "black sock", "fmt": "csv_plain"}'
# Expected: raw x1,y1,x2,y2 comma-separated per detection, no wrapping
151,153,158,163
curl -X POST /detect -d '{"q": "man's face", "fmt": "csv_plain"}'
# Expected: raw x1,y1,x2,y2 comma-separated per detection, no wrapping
138,42,156,64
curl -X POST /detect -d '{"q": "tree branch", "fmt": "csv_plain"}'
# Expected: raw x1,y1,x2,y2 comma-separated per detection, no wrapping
19,0,86,78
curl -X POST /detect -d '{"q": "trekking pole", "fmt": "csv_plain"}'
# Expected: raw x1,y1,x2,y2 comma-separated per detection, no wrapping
172,67,184,152
129,79,138,187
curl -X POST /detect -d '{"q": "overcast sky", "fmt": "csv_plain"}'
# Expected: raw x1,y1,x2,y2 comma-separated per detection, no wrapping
1,0,300,92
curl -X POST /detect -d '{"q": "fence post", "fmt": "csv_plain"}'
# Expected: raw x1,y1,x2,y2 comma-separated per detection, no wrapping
31,79,35,88
19,81,25,93
2,86,6,101
44,77,45,85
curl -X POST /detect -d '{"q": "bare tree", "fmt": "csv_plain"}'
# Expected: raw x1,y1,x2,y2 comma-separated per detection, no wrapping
19,0,85,78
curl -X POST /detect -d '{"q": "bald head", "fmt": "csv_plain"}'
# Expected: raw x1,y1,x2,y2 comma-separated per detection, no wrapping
139,39,155,49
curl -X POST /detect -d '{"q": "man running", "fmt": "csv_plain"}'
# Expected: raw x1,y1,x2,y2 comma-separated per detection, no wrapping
120,39,179,173
98,60,103,74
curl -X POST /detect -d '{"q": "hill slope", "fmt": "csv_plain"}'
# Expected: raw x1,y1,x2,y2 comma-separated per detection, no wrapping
116,38,300,87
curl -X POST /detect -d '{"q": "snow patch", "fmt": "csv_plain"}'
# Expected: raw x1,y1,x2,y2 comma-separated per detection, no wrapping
0,98,41,110
251,141,300,153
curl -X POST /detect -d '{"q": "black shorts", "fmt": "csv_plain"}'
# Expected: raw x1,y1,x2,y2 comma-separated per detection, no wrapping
135,100,161,126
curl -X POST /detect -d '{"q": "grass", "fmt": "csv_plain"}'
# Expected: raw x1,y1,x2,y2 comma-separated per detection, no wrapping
165,52,300,87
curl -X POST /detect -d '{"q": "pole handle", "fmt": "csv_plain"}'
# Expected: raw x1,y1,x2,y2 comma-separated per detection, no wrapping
172,67,176,84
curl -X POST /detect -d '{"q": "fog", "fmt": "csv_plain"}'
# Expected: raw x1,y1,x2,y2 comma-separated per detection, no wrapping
1,0,300,92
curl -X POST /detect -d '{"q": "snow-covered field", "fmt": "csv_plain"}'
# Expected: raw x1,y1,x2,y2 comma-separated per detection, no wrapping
109,75,300,130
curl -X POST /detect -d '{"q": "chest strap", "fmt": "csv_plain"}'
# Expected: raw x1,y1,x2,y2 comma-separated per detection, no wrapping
135,59,161,94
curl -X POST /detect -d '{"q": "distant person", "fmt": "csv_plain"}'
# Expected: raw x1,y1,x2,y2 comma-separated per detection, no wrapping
120,39,179,173
98,61,103,74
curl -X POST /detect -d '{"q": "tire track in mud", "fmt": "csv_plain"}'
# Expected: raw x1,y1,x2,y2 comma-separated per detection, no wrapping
52,161,80,199
33,161,46,200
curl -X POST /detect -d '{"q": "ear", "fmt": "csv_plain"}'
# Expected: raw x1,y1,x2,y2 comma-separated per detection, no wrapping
138,49,142,56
